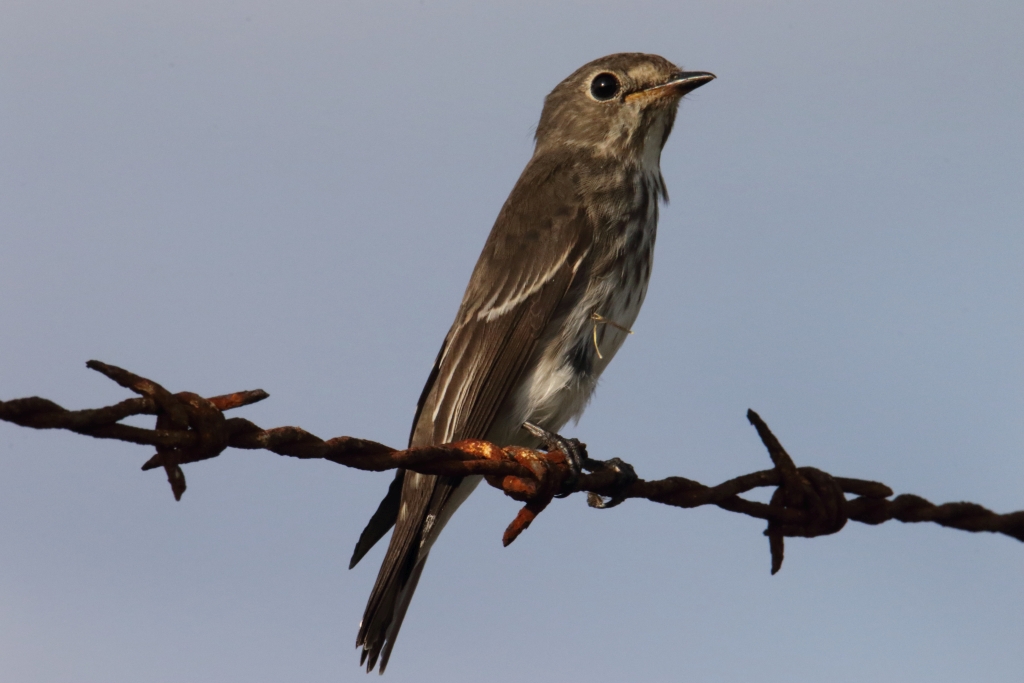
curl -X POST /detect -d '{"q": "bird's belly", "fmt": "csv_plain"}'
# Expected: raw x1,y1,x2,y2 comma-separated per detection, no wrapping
487,259,652,448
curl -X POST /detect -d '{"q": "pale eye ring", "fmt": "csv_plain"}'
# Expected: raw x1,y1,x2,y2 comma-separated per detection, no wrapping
589,73,620,101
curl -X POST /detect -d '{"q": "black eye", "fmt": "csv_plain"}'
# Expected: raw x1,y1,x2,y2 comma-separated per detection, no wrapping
589,72,620,101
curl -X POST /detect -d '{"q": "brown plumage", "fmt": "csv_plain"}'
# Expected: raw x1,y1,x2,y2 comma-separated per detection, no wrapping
350,53,714,673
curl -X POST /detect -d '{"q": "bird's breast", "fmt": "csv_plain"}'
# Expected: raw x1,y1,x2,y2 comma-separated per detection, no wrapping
579,177,659,376
488,173,660,446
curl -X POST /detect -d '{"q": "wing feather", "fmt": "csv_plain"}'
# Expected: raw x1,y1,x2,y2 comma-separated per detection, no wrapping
413,155,592,447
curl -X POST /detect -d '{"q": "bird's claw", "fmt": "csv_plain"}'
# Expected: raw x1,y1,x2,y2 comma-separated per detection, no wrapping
585,457,638,509
522,423,637,504
522,422,587,496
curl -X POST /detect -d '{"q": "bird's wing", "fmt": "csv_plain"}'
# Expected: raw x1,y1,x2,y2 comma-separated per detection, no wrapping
356,155,594,671
349,155,592,568
415,163,594,447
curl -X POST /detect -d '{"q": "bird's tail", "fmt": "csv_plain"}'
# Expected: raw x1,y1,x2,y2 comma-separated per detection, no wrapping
357,548,428,674
356,471,444,673
356,470,473,672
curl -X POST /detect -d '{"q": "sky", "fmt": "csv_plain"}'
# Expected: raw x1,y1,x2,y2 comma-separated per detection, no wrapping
1,1,1022,681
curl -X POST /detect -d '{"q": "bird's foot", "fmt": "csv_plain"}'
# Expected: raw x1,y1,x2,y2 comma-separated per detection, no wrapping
522,422,587,497
584,457,637,509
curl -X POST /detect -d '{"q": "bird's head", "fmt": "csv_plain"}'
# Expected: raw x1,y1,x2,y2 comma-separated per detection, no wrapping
534,53,714,170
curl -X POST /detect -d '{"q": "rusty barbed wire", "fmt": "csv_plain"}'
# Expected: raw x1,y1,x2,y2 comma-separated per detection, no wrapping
1,361,1021,572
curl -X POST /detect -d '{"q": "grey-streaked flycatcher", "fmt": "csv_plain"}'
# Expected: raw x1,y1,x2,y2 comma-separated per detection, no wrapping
350,53,714,673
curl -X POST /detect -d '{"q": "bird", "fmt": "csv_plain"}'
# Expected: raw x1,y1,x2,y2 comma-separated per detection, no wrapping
349,53,714,673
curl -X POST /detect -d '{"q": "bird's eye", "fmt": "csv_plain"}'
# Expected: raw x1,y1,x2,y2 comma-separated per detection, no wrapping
589,73,620,101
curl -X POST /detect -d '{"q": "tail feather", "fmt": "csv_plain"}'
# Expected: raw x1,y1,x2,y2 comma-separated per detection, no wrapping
356,545,413,671
350,470,405,569
356,473,441,673
356,473,469,672
357,548,428,673
376,559,427,673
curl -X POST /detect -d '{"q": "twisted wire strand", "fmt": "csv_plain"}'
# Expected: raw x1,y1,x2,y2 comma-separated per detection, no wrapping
2,361,1021,570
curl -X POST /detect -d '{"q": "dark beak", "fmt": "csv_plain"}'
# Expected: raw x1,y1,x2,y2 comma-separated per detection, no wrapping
665,71,716,96
628,71,716,103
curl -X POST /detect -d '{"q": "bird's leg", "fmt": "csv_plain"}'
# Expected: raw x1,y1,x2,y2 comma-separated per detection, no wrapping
522,422,587,497
521,423,637,503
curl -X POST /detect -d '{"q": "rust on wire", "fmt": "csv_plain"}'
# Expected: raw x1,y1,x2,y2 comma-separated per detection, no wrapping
1,361,1022,572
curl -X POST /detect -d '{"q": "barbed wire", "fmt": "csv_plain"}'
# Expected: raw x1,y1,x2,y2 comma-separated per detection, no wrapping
1,360,1021,573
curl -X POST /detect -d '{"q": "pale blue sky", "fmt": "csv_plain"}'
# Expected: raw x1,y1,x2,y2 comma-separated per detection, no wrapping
2,1,1022,681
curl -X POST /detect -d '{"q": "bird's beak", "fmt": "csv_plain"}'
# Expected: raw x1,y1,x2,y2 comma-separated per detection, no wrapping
626,71,716,103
